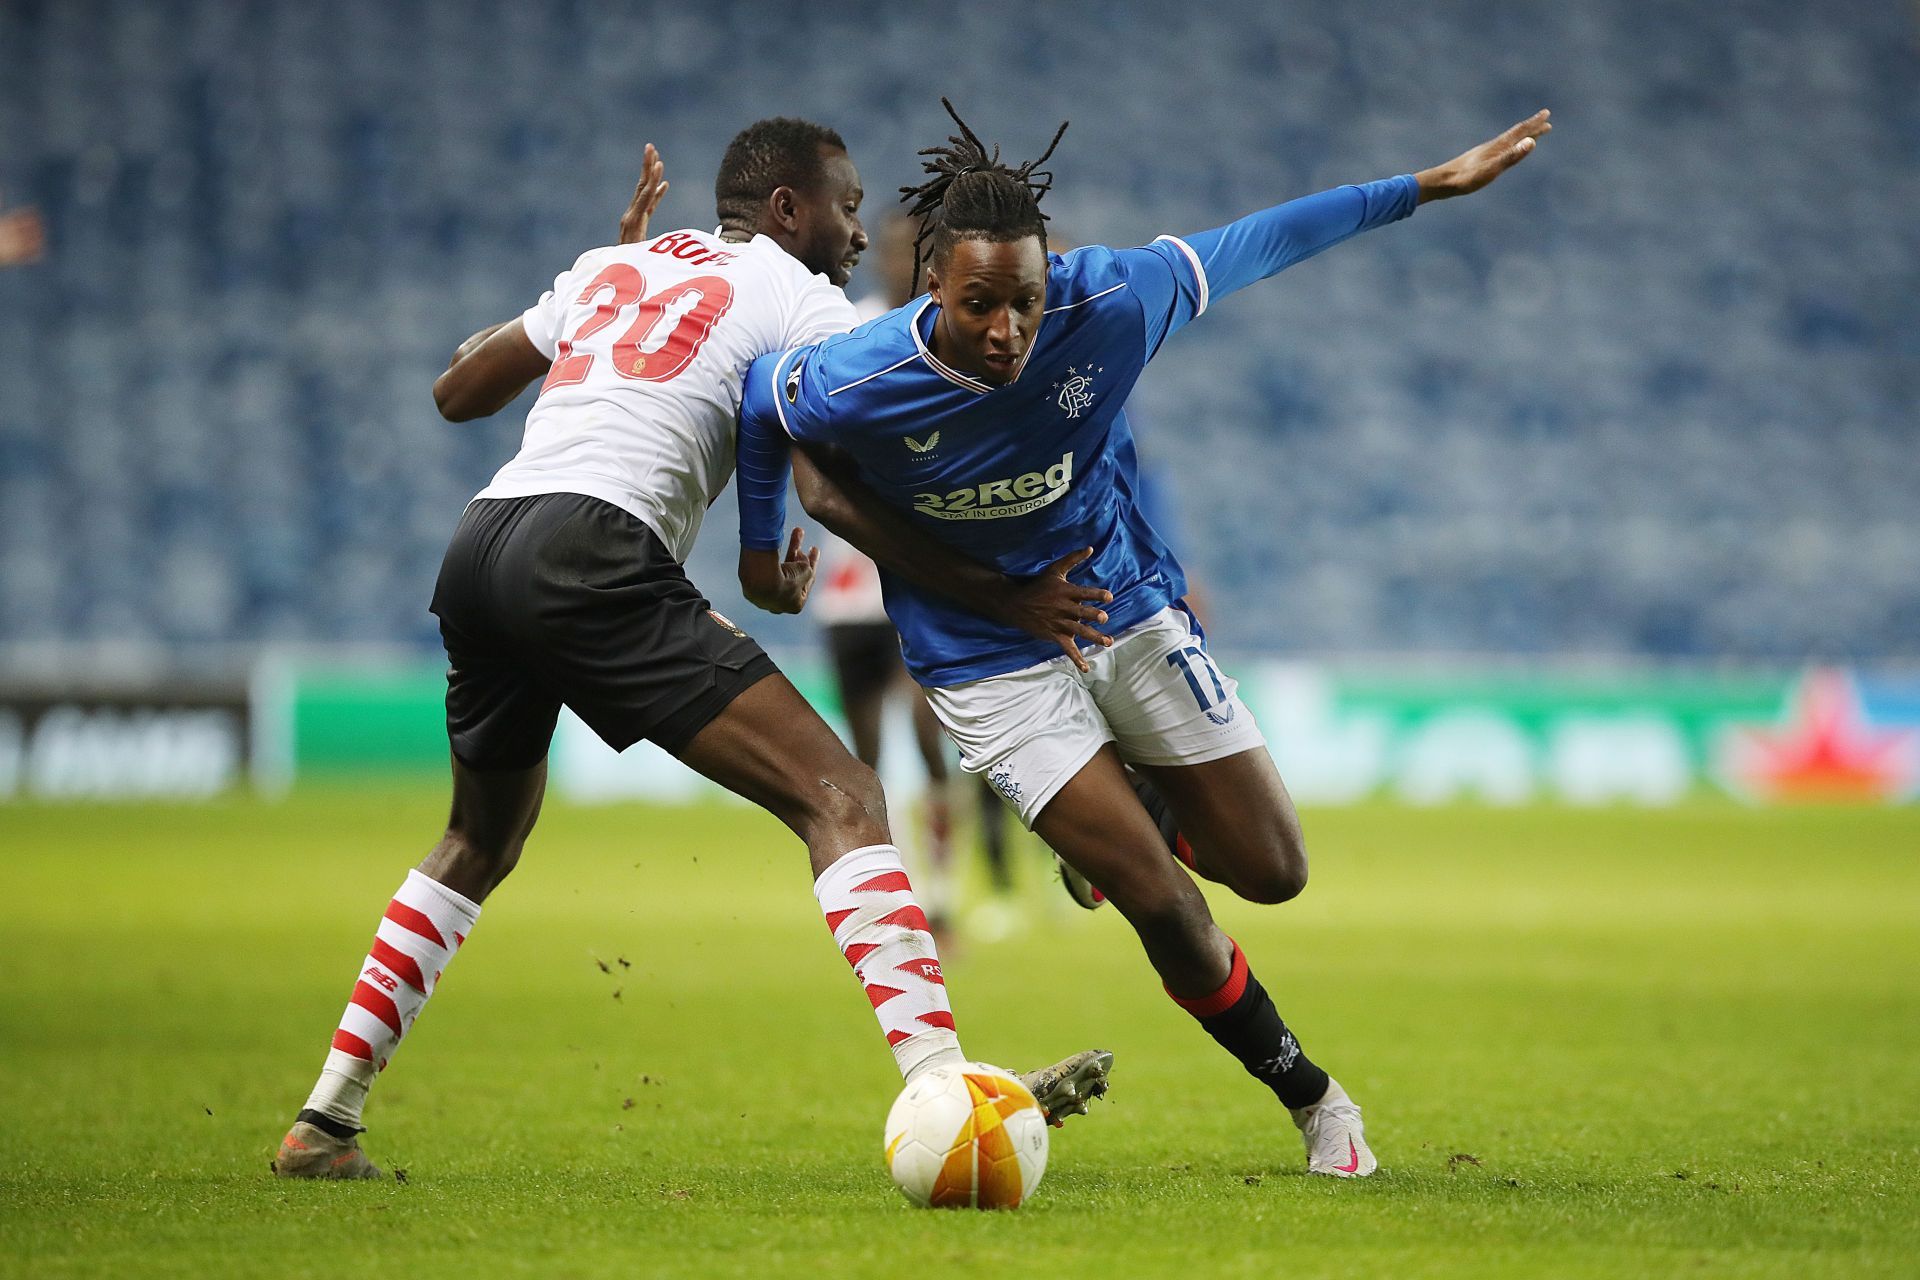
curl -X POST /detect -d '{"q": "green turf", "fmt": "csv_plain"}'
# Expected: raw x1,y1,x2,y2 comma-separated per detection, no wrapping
1,789,1916,1278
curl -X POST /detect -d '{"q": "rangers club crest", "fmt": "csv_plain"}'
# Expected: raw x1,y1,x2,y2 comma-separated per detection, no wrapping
1053,365,1101,419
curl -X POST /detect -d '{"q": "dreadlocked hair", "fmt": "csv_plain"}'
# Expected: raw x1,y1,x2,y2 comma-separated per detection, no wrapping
899,98,1069,291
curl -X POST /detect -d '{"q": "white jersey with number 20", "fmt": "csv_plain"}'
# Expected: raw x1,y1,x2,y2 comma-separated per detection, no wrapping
476,229,859,563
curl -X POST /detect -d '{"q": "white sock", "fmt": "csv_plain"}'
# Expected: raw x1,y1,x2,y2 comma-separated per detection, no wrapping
301,869,481,1130
814,844,965,1081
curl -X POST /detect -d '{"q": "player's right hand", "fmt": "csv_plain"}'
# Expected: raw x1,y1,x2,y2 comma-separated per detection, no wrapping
1005,547,1114,673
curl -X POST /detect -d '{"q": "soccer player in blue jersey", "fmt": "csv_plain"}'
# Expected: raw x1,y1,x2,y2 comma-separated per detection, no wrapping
734,102,1551,1177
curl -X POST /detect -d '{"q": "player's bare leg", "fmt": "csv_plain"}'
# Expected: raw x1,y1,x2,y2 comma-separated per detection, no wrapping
276,756,546,1179
831,644,956,943
677,673,1108,1106
1134,748,1307,905
1032,746,1232,994
675,673,896,879
1033,745,1370,1174
418,755,549,902
1055,765,1228,911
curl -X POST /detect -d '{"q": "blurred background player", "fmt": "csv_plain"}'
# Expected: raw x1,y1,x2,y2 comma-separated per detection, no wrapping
274,122,1110,1180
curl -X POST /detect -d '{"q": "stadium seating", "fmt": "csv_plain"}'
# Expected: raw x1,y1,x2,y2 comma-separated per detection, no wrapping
1,0,1914,660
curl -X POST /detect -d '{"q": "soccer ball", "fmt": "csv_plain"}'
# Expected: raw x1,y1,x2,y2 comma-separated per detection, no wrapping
882,1061,1050,1209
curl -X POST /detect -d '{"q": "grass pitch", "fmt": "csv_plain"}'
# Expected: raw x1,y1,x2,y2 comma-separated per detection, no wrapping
1,788,1916,1278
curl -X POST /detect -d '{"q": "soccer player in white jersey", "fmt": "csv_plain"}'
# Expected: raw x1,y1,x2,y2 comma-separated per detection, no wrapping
736,103,1552,1177
273,120,1113,1180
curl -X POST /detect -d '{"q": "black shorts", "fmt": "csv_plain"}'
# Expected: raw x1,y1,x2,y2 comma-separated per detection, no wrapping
825,621,906,708
429,493,779,770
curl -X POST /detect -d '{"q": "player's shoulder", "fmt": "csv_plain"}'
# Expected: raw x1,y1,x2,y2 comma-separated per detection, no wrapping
555,229,833,280
1045,244,1145,312
804,299,919,376
743,303,920,434
556,242,620,279
721,234,859,325
741,345,803,426
1051,240,1190,292
1044,240,1197,326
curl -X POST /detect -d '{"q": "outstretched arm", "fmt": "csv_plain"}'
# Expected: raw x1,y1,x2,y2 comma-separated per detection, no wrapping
1166,111,1552,321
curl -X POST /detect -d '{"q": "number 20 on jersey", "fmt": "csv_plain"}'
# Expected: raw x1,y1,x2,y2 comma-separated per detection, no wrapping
541,262,735,392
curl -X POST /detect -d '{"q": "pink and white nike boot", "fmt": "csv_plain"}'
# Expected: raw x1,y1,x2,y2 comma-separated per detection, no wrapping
1289,1078,1378,1178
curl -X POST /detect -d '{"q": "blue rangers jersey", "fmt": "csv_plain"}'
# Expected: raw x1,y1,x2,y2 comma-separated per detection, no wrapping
739,175,1421,686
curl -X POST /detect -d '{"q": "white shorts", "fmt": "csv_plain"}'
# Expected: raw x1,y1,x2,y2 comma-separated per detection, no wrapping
925,606,1267,827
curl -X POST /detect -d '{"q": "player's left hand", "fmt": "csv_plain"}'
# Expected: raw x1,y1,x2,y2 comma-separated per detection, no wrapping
1004,547,1114,673
738,527,819,615
1415,110,1550,203
618,143,669,245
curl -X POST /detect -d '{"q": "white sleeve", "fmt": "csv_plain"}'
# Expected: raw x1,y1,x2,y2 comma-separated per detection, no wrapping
782,279,862,349
519,249,600,360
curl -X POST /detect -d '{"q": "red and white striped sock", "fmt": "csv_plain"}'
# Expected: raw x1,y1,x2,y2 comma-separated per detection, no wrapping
300,869,481,1131
815,844,965,1082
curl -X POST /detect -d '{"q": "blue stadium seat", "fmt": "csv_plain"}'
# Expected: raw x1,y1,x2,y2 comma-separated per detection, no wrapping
0,0,1913,659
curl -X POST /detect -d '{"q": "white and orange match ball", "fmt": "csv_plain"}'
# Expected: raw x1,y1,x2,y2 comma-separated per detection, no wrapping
883,1062,1050,1209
